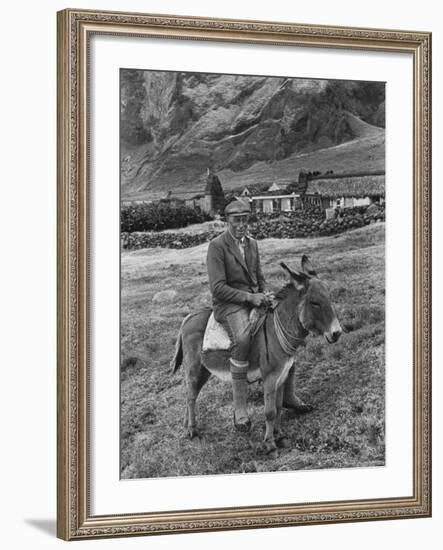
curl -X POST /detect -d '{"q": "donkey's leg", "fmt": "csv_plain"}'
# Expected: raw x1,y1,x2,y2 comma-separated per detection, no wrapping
263,375,279,456
274,384,284,435
184,363,211,439
274,383,290,449
178,309,212,439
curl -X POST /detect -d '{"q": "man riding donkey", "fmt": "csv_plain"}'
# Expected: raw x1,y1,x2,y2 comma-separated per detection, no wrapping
206,198,312,432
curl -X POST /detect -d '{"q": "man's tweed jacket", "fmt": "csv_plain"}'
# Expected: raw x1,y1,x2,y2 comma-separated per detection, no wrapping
206,229,266,320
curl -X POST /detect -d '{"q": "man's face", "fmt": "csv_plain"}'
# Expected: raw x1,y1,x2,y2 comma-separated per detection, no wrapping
227,214,250,240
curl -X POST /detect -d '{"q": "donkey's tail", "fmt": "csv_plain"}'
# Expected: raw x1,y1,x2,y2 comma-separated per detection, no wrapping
170,329,183,374
170,309,212,374
170,313,192,374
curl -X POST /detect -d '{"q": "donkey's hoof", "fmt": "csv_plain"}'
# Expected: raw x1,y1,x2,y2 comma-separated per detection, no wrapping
187,427,201,440
276,435,290,449
264,440,278,458
233,412,251,433
283,401,314,414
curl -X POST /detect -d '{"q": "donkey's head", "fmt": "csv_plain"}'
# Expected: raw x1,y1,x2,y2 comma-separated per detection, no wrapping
279,256,342,344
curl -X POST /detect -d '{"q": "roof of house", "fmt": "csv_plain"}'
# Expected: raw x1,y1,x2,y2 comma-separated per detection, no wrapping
239,180,305,197
309,170,385,181
252,193,301,200
305,174,385,198
240,183,270,195
268,182,282,191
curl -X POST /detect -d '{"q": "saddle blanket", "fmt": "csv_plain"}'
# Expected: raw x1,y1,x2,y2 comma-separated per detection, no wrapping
202,310,260,352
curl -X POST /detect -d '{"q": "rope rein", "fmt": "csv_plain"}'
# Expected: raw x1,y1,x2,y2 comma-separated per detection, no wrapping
250,288,309,357
272,305,308,356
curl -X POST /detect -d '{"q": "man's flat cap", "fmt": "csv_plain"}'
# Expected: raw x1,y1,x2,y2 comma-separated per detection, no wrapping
224,199,251,216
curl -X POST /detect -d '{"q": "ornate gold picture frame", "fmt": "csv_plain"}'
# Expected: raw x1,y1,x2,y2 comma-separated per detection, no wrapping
57,8,431,540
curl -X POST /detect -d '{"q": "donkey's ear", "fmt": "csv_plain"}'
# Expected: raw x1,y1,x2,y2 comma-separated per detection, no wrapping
280,261,310,290
301,255,318,277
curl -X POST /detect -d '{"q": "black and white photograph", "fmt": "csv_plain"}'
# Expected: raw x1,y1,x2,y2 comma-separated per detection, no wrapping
1,0,439,544
120,69,386,479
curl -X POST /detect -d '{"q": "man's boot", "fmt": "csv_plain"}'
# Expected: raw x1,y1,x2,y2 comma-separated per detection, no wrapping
283,364,313,413
230,359,251,432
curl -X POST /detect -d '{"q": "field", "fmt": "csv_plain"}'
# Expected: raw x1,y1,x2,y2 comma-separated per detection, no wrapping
120,222,385,478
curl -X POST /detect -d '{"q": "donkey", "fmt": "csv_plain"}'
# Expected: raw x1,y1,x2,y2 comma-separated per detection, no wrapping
170,255,342,456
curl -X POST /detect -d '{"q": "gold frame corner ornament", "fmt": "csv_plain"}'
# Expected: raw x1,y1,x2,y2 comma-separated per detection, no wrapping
57,8,431,541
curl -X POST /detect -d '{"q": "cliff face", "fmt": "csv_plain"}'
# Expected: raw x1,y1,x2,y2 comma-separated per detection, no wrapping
120,71,385,199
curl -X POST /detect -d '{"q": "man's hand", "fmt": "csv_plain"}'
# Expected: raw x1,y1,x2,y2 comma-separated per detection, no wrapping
248,293,266,307
263,290,275,306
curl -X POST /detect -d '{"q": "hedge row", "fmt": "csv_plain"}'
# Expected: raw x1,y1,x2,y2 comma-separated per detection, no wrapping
121,205,385,250
252,205,385,239
121,202,211,232
121,231,216,250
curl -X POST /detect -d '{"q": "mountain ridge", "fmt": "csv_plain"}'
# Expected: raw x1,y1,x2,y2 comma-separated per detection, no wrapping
120,71,385,200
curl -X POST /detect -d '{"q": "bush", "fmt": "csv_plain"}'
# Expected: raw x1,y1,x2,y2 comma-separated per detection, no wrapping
121,202,211,232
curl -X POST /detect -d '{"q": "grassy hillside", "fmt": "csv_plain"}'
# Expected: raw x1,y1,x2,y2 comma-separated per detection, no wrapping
124,133,385,201
215,134,385,195
120,223,385,478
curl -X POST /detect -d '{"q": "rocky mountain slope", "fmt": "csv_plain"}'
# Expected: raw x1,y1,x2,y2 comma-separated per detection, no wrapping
121,71,385,200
